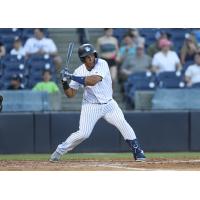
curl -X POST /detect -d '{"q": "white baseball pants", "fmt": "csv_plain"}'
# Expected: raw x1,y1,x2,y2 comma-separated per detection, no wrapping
56,99,136,155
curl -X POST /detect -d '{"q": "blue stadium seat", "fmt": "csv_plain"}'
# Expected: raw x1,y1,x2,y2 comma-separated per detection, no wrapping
191,82,200,88
183,60,194,71
124,71,156,98
157,71,185,88
0,28,21,37
27,54,53,63
0,35,16,52
113,28,128,44
3,54,25,63
2,60,28,76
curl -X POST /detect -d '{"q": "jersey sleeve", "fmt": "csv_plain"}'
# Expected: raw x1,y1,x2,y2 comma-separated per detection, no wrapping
69,69,81,90
91,60,109,79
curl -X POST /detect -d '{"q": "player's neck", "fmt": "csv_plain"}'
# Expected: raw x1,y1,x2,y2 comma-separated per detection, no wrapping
85,59,98,71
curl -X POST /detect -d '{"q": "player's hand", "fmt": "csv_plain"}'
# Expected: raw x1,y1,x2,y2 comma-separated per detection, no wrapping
60,68,72,82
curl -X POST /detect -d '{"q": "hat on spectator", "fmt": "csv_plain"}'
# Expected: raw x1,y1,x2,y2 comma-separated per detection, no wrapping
185,33,193,40
11,74,22,81
155,30,171,40
159,38,172,48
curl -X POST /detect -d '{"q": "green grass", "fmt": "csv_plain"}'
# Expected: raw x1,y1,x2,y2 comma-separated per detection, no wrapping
0,152,200,161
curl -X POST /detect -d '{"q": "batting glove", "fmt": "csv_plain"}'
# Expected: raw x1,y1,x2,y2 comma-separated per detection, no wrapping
60,68,72,82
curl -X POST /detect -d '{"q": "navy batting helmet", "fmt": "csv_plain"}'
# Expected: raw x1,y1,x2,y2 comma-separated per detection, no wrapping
78,44,98,62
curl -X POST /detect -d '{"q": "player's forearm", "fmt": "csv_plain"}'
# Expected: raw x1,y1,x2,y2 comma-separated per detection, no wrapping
62,81,76,97
85,75,102,86
64,88,76,98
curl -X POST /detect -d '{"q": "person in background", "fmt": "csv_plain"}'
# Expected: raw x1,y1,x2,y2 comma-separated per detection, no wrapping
96,28,119,86
147,31,171,57
120,43,152,81
33,70,59,93
7,74,24,90
76,28,89,44
0,40,6,58
24,28,62,69
180,33,198,65
116,33,136,66
185,52,200,87
152,38,182,74
10,37,26,57
128,28,145,45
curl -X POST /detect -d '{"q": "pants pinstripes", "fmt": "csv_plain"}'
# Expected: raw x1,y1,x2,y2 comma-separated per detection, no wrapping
56,100,136,155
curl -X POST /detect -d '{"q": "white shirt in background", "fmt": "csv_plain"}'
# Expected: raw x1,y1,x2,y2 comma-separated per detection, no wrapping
24,37,57,54
152,50,180,73
185,64,200,85
10,47,26,57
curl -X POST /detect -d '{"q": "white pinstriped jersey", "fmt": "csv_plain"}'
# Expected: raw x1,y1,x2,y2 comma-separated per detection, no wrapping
69,58,113,104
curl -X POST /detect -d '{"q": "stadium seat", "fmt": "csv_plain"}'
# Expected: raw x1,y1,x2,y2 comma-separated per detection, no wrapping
0,28,21,37
191,82,200,88
124,71,156,104
0,35,17,52
157,71,185,88
2,60,28,76
3,54,25,63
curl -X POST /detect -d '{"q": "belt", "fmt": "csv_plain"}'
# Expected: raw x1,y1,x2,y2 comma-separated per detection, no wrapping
83,99,112,105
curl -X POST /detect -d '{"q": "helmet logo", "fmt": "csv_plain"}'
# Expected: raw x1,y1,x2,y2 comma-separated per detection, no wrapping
85,47,91,52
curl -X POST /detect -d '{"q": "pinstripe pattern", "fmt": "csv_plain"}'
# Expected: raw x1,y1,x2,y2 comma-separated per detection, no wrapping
56,59,137,155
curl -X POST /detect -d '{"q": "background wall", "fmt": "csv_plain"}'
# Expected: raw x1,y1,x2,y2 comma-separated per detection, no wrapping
0,111,199,153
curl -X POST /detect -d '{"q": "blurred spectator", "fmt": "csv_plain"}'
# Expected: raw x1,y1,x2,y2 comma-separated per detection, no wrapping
24,28,62,69
128,29,145,45
180,33,198,65
116,33,136,66
147,31,170,57
77,28,89,44
7,74,24,90
10,37,26,57
152,38,182,74
185,52,200,87
120,43,152,81
33,70,59,93
0,40,6,58
96,28,119,84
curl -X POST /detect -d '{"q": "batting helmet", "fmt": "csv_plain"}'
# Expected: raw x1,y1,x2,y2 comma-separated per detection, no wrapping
78,44,98,62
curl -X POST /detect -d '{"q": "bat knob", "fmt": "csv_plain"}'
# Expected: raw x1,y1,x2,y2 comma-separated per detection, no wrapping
63,77,67,82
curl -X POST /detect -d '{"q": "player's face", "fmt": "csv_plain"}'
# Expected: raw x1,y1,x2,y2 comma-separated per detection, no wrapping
84,54,95,69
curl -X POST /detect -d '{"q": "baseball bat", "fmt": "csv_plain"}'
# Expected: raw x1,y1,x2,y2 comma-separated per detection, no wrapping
65,42,74,69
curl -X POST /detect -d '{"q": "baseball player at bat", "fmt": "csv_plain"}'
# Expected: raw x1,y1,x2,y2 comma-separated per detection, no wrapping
50,44,145,162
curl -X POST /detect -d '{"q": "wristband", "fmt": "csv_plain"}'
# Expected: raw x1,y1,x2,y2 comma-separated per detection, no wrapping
71,75,85,85
62,81,70,90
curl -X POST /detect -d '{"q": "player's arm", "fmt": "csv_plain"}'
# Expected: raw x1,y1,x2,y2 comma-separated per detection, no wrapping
85,75,102,86
62,81,77,98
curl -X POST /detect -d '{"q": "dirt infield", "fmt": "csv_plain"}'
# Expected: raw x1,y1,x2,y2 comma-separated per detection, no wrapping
1,158,200,171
